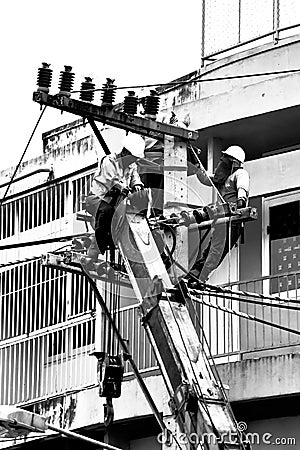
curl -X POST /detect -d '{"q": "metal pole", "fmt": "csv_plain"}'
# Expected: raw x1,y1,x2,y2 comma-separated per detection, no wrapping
238,0,241,43
201,0,206,66
48,424,122,450
274,0,280,43
88,118,111,155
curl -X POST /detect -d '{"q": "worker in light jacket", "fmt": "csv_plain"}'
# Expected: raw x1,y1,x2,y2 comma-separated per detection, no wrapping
85,133,145,260
189,145,250,285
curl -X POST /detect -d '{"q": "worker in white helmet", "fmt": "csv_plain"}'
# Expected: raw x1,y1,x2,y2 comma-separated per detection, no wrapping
86,133,145,258
189,145,250,285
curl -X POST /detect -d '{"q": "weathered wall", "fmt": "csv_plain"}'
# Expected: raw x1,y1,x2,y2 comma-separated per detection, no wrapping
218,353,300,402
0,122,126,199
160,34,300,131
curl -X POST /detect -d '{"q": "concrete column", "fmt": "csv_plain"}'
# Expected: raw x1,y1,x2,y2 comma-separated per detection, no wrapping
163,135,189,280
207,137,223,173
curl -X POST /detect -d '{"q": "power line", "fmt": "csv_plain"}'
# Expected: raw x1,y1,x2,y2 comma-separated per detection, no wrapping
189,287,300,312
0,232,91,251
197,279,300,304
71,68,300,94
0,106,47,205
182,289,248,450
81,268,184,450
171,257,300,306
190,291,300,337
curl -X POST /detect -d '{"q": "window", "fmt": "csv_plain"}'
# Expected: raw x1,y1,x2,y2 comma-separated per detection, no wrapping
269,200,300,293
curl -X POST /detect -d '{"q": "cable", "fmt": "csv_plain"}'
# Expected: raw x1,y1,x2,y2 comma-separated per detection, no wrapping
160,223,245,448
177,254,300,305
195,288,300,312
190,291,300,337
71,68,300,95
168,257,300,336
181,286,248,450
198,278,300,304
157,220,222,445
80,267,184,450
161,285,213,449
0,106,47,205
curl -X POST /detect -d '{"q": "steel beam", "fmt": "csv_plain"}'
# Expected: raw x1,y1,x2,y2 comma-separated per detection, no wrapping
32,91,198,141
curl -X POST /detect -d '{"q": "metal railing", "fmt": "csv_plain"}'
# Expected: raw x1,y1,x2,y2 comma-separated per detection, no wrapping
224,271,300,354
201,0,300,64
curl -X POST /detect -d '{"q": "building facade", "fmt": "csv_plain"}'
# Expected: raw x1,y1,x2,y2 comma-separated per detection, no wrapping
1,32,300,450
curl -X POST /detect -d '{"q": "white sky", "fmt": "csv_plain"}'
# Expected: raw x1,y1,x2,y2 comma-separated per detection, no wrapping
1,0,300,170
0,0,204,170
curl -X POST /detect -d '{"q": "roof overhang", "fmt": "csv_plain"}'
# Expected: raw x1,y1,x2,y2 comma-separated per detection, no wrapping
195,104,300,160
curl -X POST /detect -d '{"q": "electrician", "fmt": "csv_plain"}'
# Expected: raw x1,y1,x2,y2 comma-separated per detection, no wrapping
85,133,145,260
189,145,250,285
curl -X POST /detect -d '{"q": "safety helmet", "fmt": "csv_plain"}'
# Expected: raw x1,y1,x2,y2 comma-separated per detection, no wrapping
122,133,145,158
222,146,245,163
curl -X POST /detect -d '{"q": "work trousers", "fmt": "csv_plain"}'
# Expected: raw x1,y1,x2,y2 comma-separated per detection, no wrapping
95,201,115,254
87,200,115,260
190,222,241,282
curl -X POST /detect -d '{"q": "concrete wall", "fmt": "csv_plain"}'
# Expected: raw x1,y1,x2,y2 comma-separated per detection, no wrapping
160,34,300,131
0,122,126,199
245,148,300,198
218,353,300,402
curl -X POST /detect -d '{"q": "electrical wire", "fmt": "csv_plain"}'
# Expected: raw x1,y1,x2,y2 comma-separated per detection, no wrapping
162,248,234,448
168,257,300,335
150,206,221,447
149,208,209,447
70,68,300,95
193,288,300,312
198,278,300,304
183,290,248,450
190,291,300,337
178,254,300,305
81,266,185,450
166,281,229,447
0,106,47,205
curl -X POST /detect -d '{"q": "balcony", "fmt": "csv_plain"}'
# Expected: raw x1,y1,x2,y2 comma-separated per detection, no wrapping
1,258,299,407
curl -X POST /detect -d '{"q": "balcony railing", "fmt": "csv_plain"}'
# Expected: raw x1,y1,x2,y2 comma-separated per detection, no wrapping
224,271,300,355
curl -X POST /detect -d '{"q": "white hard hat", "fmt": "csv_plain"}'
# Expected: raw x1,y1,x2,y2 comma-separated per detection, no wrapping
122,133,145,158
222,146,245,163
